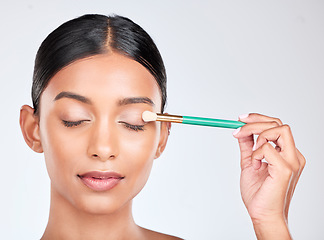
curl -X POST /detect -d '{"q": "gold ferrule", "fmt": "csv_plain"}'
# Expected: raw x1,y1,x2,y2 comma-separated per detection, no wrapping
156,113,183,123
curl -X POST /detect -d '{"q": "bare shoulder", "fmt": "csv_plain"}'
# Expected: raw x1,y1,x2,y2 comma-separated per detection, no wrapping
140,227,183,240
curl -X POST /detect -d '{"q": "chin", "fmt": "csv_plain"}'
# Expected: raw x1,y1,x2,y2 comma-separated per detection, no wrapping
74,194,132,215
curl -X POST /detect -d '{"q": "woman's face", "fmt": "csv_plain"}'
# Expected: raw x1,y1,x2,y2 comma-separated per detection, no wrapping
37,53,168,214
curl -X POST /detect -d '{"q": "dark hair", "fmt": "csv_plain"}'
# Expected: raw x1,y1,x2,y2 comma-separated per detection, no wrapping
32,14,167,115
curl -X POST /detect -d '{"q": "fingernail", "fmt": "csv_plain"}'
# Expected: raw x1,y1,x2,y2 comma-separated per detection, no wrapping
239,113,249,120
232,127,241,136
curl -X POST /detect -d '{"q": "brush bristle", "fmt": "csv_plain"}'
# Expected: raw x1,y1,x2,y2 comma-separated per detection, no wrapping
142,111,157,122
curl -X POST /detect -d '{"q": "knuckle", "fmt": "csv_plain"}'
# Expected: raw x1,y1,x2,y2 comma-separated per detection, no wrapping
281,124,291,133
251,151,257,160
256,133,265,142
270,121,280,128
274,118,283,125
300,155,306,169
262,142,273,151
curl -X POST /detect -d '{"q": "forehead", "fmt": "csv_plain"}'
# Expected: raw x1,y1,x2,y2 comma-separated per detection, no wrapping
41,53,162,108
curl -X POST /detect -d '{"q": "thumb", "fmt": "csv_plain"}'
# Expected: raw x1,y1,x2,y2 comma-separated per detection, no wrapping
233,128,254,169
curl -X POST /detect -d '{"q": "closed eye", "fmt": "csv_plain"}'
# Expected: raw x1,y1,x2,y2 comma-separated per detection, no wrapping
119,122,145,132
62,120,90,128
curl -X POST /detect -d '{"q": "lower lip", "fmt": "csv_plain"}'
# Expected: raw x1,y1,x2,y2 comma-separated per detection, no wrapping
78,176,122,191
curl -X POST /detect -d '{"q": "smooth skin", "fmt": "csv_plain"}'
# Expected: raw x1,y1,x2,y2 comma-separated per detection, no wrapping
20,53,178,240
20,52,305,239
233,114,305,239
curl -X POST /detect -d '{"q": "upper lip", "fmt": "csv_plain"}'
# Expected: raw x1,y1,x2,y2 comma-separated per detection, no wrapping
78,171,124,179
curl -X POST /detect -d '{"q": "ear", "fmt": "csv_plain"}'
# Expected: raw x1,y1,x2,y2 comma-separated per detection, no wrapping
154,121,171,159
19,105,43,153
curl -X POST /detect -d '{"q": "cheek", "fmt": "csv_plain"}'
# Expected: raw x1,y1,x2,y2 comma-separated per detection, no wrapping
120,124,161,189
123,130,159,166
40,118,85,185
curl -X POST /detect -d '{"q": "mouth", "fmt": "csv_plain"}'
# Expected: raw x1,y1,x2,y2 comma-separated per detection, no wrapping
77,171,125,192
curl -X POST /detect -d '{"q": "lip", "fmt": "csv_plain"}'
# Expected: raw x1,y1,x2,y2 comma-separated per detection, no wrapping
78,171,124,192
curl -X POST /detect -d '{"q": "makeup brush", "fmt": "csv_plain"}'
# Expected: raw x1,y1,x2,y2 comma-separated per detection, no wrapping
142,111,245,129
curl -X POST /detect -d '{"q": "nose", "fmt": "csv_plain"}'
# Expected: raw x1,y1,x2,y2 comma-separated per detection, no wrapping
87,120,119,162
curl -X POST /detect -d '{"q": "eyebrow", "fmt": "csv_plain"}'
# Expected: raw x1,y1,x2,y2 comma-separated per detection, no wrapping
118,97,155,106
54,91,92,104
53,91,155,107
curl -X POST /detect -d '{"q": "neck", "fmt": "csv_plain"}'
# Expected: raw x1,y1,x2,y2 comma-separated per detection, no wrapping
42,185,142,240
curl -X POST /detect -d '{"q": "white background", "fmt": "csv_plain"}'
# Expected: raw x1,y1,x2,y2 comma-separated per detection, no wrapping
1,0,323,239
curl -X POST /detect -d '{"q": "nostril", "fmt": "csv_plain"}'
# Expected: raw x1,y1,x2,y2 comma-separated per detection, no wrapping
90,153,116,161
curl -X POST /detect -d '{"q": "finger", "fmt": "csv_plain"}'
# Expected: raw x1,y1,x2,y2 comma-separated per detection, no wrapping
233,121,280,139
251,143,292,182
233,122,281,169
296,148,306,173
239,113,283,125
255,125,300,176
254,125,296,157
252,143,294,209
253,142,295,222
237,135,254,169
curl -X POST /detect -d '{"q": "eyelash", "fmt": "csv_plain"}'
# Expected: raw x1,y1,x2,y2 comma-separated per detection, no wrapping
120,122,145,132
62,120,145,132
62,120,87,127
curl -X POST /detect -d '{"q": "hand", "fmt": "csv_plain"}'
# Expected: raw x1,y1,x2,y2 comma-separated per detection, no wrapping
233,113,305,239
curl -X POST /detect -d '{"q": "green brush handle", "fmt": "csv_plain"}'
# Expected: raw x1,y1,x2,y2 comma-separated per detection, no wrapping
182,116,245,129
